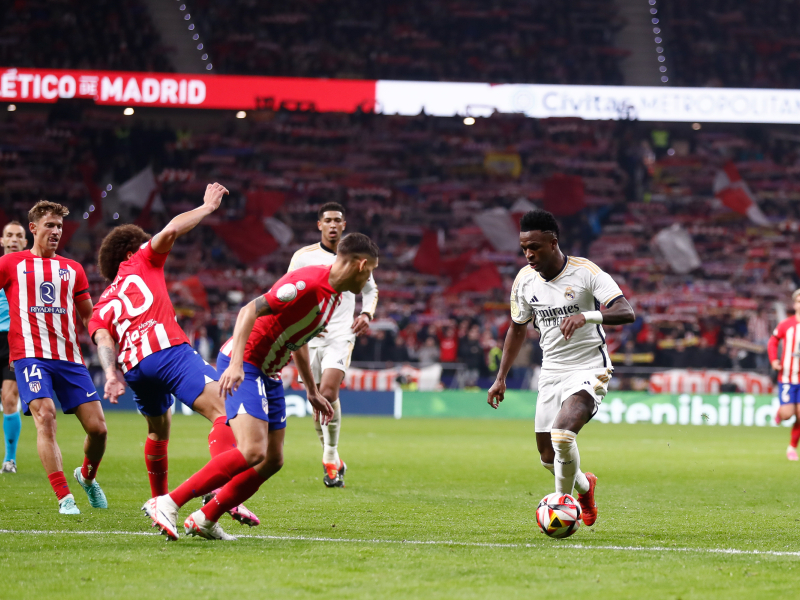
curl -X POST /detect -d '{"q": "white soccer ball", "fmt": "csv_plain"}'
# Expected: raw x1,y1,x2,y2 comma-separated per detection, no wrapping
536,492,582,539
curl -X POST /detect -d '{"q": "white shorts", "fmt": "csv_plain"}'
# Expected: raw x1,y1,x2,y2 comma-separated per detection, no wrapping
535,367,612,433
308,338,355,384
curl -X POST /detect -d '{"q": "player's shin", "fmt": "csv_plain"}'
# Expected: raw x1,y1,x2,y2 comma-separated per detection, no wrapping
208,416,237,457
144,438,169,497
169,448,250,507
551,429,584,495
3,411,21,462
322,400,342,465
201,467,267,522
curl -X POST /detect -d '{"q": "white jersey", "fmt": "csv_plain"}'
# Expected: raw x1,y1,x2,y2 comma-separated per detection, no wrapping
288,242,378,347
510,256,623,373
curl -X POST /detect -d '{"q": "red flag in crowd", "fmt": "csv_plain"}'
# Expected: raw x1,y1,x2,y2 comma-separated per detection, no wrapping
445,264,503,294
713,163,769,226
213,219,279,263
413,230,441,275
543,173,585,216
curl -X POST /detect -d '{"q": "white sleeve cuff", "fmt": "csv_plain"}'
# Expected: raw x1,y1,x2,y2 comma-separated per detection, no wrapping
582,310,603,324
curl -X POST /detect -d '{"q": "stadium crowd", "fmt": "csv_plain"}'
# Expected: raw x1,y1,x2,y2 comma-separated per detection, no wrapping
2,102,800,388
0,0,172,73
659,0,800,89
189,0,626,85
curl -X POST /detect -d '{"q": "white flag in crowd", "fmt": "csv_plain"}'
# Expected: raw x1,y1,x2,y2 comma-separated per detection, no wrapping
474,207,519,252
117,166,163,210
653,224,700,274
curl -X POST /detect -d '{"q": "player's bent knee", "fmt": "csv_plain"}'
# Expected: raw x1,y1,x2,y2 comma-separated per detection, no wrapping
240,445,267,466
551,429,577,454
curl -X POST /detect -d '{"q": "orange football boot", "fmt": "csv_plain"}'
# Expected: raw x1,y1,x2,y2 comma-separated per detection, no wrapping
577,473,598,526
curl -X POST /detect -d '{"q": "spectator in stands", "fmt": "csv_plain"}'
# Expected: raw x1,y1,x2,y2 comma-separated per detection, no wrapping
438,326,458,363
458,324,487,386
417,337,440,366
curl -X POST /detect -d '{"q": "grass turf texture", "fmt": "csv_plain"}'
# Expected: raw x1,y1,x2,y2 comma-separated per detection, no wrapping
1,413,798,599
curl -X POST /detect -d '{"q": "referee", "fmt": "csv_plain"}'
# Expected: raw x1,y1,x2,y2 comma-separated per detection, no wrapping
1,221,27,473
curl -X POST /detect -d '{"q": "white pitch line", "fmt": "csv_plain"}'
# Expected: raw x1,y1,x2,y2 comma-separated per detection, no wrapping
1,529,798,558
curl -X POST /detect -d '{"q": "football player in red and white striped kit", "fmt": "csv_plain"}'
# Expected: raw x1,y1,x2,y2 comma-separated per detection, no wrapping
144,233,378,541
768,289,800,461
0,201,108,515
90,183,259,529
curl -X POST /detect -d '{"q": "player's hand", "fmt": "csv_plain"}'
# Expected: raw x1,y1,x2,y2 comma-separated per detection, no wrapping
560,314,587,341
352,314,371,336
487,378,506,409
771,359,782,371
308,390,334,425
316,327,327,339
203,182,229,212
104,371,126,404
219,364,245,398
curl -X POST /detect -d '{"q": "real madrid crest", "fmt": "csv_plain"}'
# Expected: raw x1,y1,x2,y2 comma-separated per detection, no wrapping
564,287,575,301
510,299,520,318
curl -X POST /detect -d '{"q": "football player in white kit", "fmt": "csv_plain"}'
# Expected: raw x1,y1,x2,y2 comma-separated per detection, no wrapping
488,210,634,526
288,203,378,487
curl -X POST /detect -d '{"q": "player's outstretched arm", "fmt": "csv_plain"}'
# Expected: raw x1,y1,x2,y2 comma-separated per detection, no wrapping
151,182,229,254
560,297,635,341
93,328,126,403
218,295,271,398
292,346,333,425
488,321,528,409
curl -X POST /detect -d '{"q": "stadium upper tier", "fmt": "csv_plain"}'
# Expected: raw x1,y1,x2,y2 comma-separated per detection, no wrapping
660,0,800,89
0,0,172,73
189,0,626,85
0,106,795,375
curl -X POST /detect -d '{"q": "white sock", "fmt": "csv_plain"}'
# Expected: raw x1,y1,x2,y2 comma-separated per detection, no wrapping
544,457,589,493
322,400,341,465
551,429,584,495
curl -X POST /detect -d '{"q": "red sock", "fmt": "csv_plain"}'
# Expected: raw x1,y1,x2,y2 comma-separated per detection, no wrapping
208,416,237,458
81,456,102,482
201,468,267,522
791,424,800,449
48,471,71,501
169,449,249,507
144,438,170,497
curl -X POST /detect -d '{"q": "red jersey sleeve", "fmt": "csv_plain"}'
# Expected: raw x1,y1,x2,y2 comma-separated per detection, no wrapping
73,262,91,302
137,241,169,269
87,310,107,340
0,254,10,291
768,320,789,362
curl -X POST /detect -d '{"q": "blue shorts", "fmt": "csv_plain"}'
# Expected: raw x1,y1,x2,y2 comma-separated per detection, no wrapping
124,343,218,417
217,353,286,431
779,383,800,405
15,357,98,416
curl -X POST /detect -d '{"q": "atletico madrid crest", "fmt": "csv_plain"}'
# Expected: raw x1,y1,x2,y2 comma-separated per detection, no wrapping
29,381,41,393
59,268,70,281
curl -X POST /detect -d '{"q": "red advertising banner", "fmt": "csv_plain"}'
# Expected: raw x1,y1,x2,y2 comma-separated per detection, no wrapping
0,67,377,112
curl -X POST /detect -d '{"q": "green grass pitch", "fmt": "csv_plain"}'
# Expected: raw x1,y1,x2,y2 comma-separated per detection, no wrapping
1,412,799,599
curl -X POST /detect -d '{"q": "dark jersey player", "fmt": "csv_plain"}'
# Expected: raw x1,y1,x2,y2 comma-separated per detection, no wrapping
144,233,379,541
91,183,259,528
0,201,108,515
1,220,27,474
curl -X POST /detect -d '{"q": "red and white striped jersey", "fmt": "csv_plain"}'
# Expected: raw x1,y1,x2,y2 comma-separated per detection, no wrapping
0,250,91,363
88,241,189,373
220,265,340,375
768,316,800,383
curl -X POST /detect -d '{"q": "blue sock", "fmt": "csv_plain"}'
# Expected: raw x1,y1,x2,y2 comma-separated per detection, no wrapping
3,412,21,463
